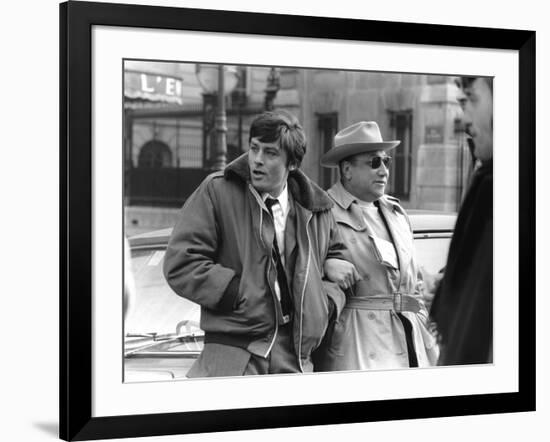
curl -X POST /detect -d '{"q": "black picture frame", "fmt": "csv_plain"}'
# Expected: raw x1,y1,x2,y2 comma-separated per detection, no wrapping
60,1,536,440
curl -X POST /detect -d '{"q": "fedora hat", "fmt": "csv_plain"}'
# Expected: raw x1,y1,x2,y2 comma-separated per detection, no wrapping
320,121,400,167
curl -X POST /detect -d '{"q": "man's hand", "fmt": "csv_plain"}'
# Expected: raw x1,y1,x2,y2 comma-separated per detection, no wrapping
417,266,444,310
324,258,361,290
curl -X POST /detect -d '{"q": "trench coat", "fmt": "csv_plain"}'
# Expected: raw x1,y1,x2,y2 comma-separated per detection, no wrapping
316,182,439,370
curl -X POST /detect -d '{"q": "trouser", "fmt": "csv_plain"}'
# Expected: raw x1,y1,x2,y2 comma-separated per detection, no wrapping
186,323,301,378
244,323,300,375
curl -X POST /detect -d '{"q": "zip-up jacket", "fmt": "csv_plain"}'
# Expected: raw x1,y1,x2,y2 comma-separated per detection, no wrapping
163,154,347,370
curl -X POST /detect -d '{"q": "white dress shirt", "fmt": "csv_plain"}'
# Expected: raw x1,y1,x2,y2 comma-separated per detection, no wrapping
263,184,290,264
262,184,290,301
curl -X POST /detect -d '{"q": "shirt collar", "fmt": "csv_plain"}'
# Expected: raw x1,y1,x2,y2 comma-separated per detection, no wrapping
329,181,358,210
262,183,289,215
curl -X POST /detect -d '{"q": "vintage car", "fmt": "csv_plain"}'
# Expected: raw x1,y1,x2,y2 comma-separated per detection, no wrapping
124,211,456,382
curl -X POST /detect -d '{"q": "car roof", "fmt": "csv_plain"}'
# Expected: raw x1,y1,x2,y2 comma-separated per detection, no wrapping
129,227,172,248
128,211,456,247
407,210,457,232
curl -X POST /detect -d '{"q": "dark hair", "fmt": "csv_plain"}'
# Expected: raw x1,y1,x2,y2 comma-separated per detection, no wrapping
338,156,358,181
248,109,307,167
458,76,493,95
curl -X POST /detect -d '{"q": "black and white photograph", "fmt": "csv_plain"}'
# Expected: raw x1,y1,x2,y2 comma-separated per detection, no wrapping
52,1,537,440
123,61,493,382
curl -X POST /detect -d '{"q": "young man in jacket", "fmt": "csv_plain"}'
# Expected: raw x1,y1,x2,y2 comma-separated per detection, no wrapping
163,109,358,377
316,121,438,371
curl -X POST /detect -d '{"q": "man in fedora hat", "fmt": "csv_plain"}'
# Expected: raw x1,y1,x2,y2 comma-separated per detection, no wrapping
315,121,439,371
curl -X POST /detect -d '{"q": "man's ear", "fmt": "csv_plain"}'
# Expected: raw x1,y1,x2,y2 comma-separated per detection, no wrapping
341,161,351,180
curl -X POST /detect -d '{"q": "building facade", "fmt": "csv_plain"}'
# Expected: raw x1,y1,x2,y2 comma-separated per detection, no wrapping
272,68,471,211
123,61,473,233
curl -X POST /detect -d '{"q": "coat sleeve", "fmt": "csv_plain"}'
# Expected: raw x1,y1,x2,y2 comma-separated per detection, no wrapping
413,276,431,324
407,217,431,324
322,213,349,319
163,177,239,311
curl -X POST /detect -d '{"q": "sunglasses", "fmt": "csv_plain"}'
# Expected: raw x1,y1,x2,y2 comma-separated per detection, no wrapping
366,156,392,169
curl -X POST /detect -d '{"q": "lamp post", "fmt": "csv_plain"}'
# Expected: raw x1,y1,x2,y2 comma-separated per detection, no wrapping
213,66,228,170
264,67,281,111
196,64,238,170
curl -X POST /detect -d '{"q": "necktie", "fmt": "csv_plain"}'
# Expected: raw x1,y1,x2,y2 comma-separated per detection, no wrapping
265,198,293,321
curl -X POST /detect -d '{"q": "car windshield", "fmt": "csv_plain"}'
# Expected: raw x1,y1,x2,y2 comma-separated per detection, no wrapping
126,247,201,338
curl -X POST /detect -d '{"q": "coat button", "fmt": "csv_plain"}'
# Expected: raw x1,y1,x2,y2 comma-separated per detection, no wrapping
369,352,376,359
363,274,370,281
368,312,376,320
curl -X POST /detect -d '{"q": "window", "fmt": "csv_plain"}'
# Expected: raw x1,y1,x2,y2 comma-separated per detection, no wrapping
388,110,412,199
138,140,172,168
317,113,338,190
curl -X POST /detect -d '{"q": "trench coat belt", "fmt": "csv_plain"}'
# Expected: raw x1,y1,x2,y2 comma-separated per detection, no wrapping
345,293,421,313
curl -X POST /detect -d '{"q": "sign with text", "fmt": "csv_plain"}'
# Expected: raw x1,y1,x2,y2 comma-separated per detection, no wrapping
125,71,183,105
424,125,445,144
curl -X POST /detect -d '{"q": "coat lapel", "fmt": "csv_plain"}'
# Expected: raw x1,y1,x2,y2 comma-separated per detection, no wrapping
284,195,297,278
377,202,412,276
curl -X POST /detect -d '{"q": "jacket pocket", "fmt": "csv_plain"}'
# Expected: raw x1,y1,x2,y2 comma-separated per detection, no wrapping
217,275,241,312
326,309,350,357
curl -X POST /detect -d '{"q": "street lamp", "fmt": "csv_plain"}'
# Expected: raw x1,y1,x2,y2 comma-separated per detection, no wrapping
196,64,239,170
264,67,281,111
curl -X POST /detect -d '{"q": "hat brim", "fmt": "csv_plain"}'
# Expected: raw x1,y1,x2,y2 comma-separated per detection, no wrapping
320,141,401,167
